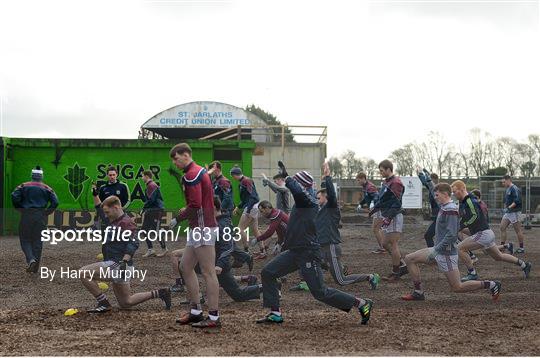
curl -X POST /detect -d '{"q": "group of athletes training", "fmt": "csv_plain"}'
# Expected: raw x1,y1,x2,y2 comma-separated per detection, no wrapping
11,143,532,329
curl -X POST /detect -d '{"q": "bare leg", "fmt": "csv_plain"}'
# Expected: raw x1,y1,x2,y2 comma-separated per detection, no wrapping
513,222,525,247
181,246,201,303
194,245,219,312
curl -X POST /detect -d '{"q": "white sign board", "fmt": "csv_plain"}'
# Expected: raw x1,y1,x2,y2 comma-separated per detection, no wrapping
142,101,266,129
401,176,423,209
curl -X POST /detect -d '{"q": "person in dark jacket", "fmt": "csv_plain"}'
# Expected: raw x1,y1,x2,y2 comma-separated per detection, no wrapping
213,196,261,302
356,172,385,254
80,195,171,313
256,161,373,326
209,161,253,271
11,166,59,273
231,166,262,256
417,168,439,248
140,170,167,257
92,166,130,230
317,163,380,288
500,175,525,253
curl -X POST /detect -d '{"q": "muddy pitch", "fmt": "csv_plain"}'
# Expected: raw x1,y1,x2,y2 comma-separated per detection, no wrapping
0,216,539,356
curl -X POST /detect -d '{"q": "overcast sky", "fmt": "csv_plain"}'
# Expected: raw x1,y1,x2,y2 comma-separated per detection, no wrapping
1,0,539,161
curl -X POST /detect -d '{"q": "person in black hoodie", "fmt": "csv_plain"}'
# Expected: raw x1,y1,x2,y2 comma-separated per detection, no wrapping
256,161,373,325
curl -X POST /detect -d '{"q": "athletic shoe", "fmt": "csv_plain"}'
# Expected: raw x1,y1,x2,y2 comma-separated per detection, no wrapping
515,248,525,254
401,291,425,301
191,317,221,329
142,249,156,258
26,260,39,273
289,281,309,292
246,275,258,286
358,299,373,325
507,242,514,255
490,281,502,301
170,284,185,293
87,301,112,314
369,273,380,290
461,273,479,282
159,288,172,310
247,254,254,272
156,248,169,257
176,311,204,325
523,262,532,279
371,248,387,254
256,313,284,324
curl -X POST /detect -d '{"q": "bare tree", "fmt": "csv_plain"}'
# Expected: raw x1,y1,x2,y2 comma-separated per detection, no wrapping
390,144,415,176
328,156,344,179
341,150,363,179
469,128,492,177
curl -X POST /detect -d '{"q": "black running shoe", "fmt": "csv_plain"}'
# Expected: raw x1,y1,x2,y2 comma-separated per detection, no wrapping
523,262,532,279
159,288,172,310
358,299,373,325
191,317,221,329
176,311,204,325
87,301,112,314
26,260,38,273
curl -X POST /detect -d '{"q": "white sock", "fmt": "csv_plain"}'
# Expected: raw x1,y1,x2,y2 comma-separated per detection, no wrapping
271,310,281,316
190,308,202,315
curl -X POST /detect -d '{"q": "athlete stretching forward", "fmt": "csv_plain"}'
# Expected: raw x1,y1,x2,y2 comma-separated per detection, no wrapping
401,183,501,301
256,161,373,325
81,195,171,313
451,180,531,282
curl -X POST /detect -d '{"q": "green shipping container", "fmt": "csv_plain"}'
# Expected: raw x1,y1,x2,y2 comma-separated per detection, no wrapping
0,137,255,235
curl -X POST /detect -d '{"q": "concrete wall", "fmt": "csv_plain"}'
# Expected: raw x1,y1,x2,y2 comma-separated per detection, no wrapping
251,142,326,205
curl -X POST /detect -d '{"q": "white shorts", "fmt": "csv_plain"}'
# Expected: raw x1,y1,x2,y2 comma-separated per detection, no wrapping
502,212,521,225
382,213,403,234
372,211,383,221
99,260,135,284
469,229,496,249
433,253,458,273
186,227,218,248
243,204,260,220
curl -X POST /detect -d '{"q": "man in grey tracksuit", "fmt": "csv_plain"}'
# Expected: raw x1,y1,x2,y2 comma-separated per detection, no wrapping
400,182,501,302
262,173,290,214
316,165,379,288
256,161,373,325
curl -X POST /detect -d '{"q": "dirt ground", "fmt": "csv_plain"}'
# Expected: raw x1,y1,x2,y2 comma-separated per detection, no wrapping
0,215,539,356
